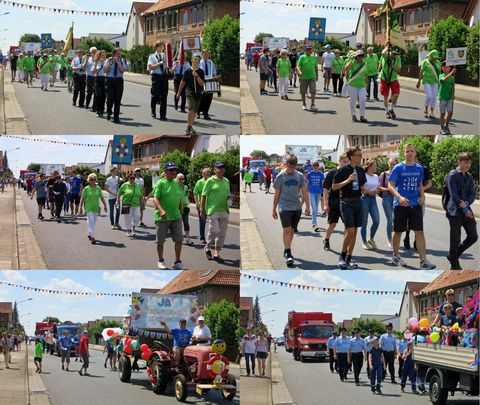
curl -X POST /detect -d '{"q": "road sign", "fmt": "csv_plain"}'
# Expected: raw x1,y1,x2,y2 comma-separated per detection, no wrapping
446,47,467,66
111,135,133,165
308,17,326,42
41,33,52,49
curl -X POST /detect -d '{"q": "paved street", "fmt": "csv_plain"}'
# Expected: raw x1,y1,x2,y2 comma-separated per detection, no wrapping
276,347,476,405
243,67,479,135
244,187,479,270
37,346,240,405
19,189,240,270
10,77,239,135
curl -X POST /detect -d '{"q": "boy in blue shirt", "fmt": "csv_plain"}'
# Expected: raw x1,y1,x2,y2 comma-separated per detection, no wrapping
160,319,192,369
369,338,385,394
388,143,436,269
306,161,325,233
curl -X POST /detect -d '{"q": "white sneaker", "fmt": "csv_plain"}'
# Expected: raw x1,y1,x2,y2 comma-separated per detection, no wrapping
302,105,307,110
172,261,184,270
157,261,167,270
387,240,392,249
362,242,371,250
184,238,194,245
391,255,407,267
126,231,132,237
420,259,436,270
368,239,377,250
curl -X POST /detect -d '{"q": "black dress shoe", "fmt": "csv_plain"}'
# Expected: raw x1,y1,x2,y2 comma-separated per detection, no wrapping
107,114,111,121
204,114,212,120
197,113,200,118
79,105,85,108
113,118,120,123
180,109,186,113
160,117,167,121
151,112,156,118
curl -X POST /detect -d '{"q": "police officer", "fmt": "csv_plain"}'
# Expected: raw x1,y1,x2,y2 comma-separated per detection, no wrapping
71,50,87,107
349,328,367,385
364,328,377,377
147,41,171,120
85,47,97,112
198,50,217,120
327,331,338,373
104,48,127,123
173,58,190,113
379,323,397,383
333,328,351,382
396,335,408,379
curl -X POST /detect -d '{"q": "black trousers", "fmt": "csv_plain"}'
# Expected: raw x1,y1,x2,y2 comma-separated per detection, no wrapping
174,75,186,110
351,352,364,383
151,74,169,118
398,355,404,378
383,351,396,381
337,353,348,380
199,92,213,116
332,73,343,94
329,348,338,372
54,196,63,218
94,76,106,115
448,215,478,267
106,77,124,120
73,74,86,106
86,75,96,110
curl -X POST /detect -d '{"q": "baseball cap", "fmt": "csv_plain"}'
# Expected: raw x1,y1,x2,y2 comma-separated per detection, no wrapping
305,45,313,50
214,161,225,168
356,50,365,57
164,162,178,170
198,316,205,321
356,42,363,48
179,319,187,323
134,167,141,172
324,44,331,49
392,47,400,54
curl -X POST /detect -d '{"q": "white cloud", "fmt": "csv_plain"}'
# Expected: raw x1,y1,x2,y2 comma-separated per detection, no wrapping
332,19,357,33
367,271,441,285
102,271,167,291
289,270,356,290
378,299,402,314
1,271,28,283
42,278,94,293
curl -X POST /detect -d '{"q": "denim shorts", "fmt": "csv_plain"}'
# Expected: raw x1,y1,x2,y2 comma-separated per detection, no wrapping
340,199,363,228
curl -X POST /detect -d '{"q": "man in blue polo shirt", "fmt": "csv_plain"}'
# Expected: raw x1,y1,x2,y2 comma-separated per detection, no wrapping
327,331,338,373
160,319,192,369
69,170,83,219
379,323,397,384
59,331,72,371
333,328,351,382
349,328,367,385
388,143,436,269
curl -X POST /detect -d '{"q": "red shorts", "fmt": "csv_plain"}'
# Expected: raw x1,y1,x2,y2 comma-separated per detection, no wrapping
380,80,400,96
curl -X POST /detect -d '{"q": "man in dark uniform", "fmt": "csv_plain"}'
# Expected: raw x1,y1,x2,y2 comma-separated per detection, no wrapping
71,50,87,107
173,58,190,113
198,50,217,120
333,328,351,382
147,41,171,120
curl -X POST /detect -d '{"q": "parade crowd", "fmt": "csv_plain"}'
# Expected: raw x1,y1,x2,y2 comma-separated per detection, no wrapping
0,333,25,370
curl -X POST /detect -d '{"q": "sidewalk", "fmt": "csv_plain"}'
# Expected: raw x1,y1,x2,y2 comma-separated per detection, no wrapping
0,66,30,135
240,353,272,405
123,72,240,107
240,63,267,135
270,351,295,405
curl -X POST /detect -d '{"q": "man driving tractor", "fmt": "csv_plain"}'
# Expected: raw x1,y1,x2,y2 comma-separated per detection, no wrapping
160,319,192,370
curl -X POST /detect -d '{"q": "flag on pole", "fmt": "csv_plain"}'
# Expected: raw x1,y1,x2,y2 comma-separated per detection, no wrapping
374,0,390,17
63,24,74,54
389,10,406,51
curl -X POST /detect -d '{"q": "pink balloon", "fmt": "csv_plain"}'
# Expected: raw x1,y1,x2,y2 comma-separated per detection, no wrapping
404,332,413,340
408,317,419,328
426,336,432,344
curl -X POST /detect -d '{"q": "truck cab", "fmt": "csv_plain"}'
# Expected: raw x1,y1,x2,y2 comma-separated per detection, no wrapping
293,320,333,362
248,159,266,182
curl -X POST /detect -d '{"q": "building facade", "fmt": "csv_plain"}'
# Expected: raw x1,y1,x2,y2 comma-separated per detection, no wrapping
0,302,13,328
397,281,429,331
355,2,383,46
125,2,155,49
240,296,253,329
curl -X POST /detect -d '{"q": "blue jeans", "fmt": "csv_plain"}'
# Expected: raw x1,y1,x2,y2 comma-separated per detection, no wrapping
108,198,120,226
401,360,416,390
361,195,379,242
382,195,394,242
63,195,69,213
181,208,190,232
367,75,378,99
244,353,255,375
309,192,322,225
370,363,382,390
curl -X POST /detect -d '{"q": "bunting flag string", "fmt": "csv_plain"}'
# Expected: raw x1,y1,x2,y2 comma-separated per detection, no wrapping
0,280,131,297
0,135,108,148
240,0,361,11
128,327,169,340
241,272,443,296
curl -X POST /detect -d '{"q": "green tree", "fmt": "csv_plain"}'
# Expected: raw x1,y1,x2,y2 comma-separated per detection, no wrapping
27,163,41,172
401,42,419,66
20,33,41,43
313,36,350,55
466,22,480,82
202,16,240,86
125,44,154,74
252,295,262,329
373,155,389,174
159,150,191,184
269,153,281,163
430,135,480,189
78,37,115,54
204,299,240,352
323,158,337,171
349,319,388,336
12,302,19,328
254,32,273,44
428,16,469,60
250,150,269,160
42,317,60,324
398,136,434,167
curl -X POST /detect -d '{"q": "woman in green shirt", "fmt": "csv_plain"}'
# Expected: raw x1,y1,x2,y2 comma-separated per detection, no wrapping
79,173,107,244
177,173,194,245
17,54,25,83
276,49,292,100
344,50,368,122
116,173,143,237
416,49,441,119
331,49,344,96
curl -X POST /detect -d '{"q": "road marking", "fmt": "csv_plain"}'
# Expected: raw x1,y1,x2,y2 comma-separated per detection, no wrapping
401,87,478,107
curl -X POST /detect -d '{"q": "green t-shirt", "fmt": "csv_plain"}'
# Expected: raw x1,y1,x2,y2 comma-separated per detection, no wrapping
67,65,73,78
34,342,43,358
244,171,253,183
438,73,454,101
154,178,182,222
23,56,35,72
348,60,367,88
331,56,344,74
118,182,142,207
379,55,401,82
297,54,318,80
180,185,189,207
276,57,291,78
421,58,441,85
193,178,207,201
81,185,103,213
202,176,230,216
17,57,24,70
49,55,60,66
38,59,52,74
59,56,68,69
365,53,379,76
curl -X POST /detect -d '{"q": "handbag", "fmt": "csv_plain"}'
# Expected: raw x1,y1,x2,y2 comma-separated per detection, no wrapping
121,183,137,215
378,171,387,198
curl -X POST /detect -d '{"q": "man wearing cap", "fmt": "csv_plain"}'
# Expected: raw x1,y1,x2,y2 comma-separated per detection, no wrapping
364,328,377,377
379,323,397,384
160,319,192,368
327,331,338,373
365,47,380,101
417,49,441,119
321,44,335,92
379,46,402,119
153,162,184,270
296,45,318,111
432,289,462,326
333,328,351,382
201,161,230,262
259,48,270,95
350,328,367,385
344,50,368,122
78,330,89,376
192,316,212,344
133,168,146,227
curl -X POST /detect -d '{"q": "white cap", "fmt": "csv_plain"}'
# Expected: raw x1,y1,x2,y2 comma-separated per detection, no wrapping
198,316,205,321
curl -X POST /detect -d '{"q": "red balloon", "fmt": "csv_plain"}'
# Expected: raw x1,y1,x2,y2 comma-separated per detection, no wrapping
140,344,149,352
141,352,150,361
106,329,114,336
124,345,132,354
126,338,132,346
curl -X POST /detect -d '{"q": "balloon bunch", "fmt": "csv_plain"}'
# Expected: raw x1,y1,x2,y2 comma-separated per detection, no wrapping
106,328,125,343
120,337,140,354
140,343,153,361
406,317,467,346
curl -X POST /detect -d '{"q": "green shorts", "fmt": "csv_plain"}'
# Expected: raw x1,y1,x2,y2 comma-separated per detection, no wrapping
187,96,201,113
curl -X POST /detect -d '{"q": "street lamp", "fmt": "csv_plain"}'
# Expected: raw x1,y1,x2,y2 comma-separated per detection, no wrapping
6,147,20,153
19,313,31,318
262,309,276,315
17,298,33,305
259,292,278,300
0,12,10,16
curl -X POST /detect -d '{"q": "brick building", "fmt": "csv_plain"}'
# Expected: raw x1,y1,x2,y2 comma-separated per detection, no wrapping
0,302,13,328
240,296,253,329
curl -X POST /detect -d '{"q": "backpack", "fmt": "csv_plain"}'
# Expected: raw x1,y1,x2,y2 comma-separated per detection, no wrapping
441,170,469,211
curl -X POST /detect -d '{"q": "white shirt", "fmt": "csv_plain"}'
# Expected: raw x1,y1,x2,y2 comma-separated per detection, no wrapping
85,56,95,76
193,325,212,340
199,59,217,79
134,177,145,187
365,173,379,192
322,52,335,68
105,176,121,199
242,334,257,354
71,56,86,75
148,52,166,75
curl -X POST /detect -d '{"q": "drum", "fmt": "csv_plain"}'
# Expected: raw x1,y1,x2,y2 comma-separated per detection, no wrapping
204,79,221,94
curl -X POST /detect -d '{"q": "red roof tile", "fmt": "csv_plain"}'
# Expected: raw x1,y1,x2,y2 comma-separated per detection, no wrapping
145,0,197,14
133,135,191,144
420,270,479,293
133,1,156,14
160,270,240,294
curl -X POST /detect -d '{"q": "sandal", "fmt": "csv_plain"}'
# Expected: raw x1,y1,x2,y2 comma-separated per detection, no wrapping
428,114,436,119
205,249,213,260
352,116,358,122
424,111,429,118
213,255,225,263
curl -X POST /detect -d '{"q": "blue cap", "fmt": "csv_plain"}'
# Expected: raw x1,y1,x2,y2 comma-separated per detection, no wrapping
214,161,225,168
164,162,178,170
325,44,331,49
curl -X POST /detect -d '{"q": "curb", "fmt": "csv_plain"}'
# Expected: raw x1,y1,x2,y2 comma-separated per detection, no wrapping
2,68,30,134
27,345,52,405
0,69,6,134
270,351,295,405
240,64,267,135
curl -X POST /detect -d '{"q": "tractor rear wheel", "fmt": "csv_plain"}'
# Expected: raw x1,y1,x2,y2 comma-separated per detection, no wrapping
118,354,131,383
150,356,169,395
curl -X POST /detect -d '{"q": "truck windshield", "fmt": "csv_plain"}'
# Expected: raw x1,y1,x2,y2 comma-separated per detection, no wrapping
302,325,333,338
249,161,265,170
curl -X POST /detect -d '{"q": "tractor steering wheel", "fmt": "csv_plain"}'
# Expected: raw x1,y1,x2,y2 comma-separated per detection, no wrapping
152,340,171,353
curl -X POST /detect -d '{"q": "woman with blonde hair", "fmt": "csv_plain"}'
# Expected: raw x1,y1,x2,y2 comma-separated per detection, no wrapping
79,173,107,244
255,331,268,377
276,48,292,100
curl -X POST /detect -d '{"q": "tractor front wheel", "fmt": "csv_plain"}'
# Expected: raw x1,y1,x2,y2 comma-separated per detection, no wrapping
174,374,188,402
118,354,131,383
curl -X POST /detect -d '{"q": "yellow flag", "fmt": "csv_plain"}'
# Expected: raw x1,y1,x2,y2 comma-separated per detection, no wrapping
63,25,74,54
389,11,407,51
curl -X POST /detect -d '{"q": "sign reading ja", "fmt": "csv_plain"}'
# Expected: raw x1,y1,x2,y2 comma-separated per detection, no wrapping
446,47,467,66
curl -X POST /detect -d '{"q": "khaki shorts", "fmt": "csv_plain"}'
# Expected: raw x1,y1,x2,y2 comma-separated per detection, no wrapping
155,219,183,244
187,96,201,113
300,79,316,94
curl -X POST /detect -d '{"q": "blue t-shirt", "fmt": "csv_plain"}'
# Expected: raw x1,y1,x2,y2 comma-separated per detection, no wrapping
370,347,384,367
70,176,83,194
170,328,192,348
59,336,72,350
72,335,80,347
389,162,424,207
306,170,325,194
304,164,313,172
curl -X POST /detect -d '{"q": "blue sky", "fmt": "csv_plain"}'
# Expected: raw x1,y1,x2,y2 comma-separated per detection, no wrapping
0,135,111,176
240,270,442,338
240,0,373,50
0,0,133,53
240,135,339,157
0,270,180,335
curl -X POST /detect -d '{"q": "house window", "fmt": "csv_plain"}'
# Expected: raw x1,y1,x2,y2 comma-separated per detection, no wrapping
162,15,166,30
423,7,430,25
410,11,415,27
198,5,204,24
191,6,197,25
418,8,423,26
155,142,161,155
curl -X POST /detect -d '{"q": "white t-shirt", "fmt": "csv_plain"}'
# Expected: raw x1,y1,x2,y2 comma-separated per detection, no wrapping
134,177,145,188
192,325,212,340
365,173,379,192
322,52,336,68
242,334,257,354
105,176,121,200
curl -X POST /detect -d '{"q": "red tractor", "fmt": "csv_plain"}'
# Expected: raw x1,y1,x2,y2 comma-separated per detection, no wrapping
118,339,237,402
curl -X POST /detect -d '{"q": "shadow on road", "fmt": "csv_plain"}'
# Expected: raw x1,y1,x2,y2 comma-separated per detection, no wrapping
94,240,127,248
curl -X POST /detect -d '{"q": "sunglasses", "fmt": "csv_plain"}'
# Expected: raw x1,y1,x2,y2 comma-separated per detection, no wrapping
447,294,454,296
129,177,135,180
